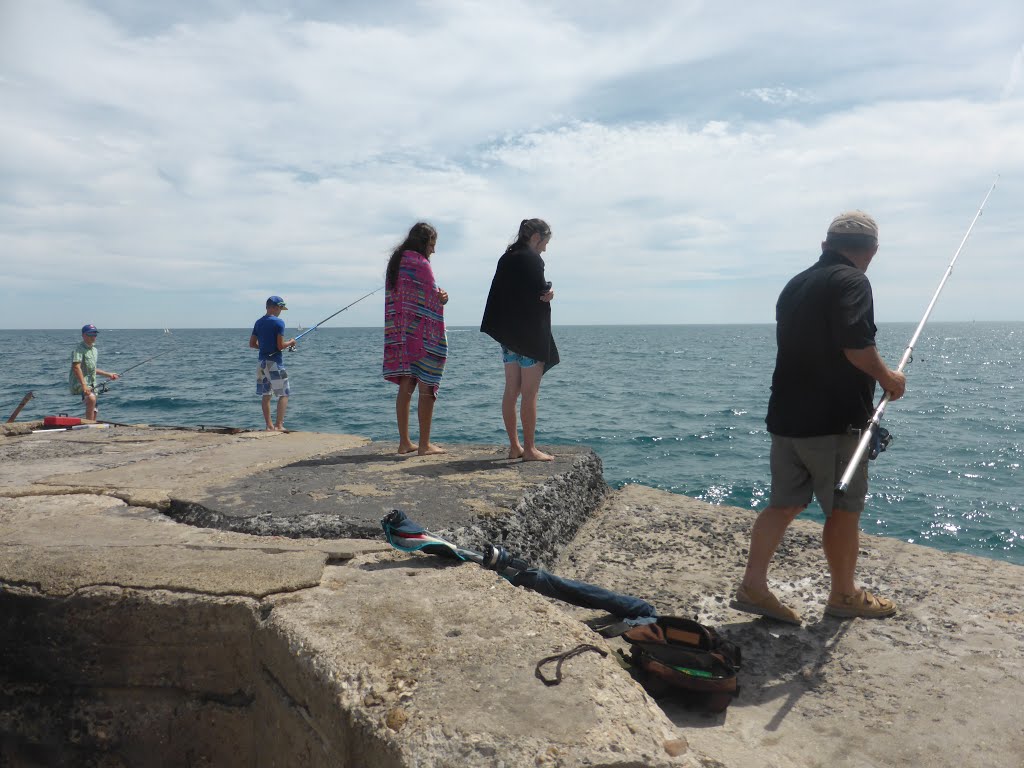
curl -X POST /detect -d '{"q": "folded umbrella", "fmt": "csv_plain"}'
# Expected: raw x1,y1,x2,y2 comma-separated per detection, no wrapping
381,509,656,625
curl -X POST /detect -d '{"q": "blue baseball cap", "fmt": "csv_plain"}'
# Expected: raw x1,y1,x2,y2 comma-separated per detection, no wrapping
81,324,99,335
266,295,288,309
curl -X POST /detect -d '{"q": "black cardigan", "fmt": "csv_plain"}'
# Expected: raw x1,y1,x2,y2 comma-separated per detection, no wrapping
480,245,560,372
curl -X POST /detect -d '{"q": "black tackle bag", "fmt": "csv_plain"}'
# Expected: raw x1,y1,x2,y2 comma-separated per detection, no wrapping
597,615,742,713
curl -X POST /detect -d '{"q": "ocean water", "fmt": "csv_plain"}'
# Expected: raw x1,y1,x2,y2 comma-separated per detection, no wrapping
2,323,1021,565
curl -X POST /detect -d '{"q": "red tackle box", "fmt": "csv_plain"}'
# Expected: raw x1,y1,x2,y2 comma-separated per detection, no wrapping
43,415,82,428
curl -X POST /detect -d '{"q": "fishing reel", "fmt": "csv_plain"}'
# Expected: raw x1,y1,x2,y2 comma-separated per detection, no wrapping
480,543,530,576
869,427,893,460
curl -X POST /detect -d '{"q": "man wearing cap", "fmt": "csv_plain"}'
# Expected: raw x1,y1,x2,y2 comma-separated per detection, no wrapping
732,211,907,624
69,324,119,421
249,296,296,431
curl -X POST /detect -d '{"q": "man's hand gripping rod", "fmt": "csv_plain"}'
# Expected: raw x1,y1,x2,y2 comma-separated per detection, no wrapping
835,178,998,495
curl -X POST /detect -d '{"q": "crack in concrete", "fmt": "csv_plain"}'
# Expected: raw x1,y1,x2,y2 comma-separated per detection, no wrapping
261,663,333,755
0,580,325,602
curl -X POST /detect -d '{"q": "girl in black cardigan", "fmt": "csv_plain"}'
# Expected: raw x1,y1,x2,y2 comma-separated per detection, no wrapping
480,219,558,461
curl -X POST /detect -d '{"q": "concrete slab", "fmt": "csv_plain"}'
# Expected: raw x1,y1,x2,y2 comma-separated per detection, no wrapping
164,442,602,544
258,552,693,767
556,483,1024,768
1,426,369,501
0,437,698,767
2,426,607,566
0,494,387,598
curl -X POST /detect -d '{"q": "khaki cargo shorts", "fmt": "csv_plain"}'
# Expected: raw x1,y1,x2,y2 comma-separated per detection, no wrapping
768,433,868,515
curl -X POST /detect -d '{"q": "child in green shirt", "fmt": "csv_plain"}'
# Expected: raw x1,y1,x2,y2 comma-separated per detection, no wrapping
69,324,119,420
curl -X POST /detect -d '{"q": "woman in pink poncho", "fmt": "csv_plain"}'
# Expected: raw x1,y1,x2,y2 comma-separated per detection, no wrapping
383,222,448,455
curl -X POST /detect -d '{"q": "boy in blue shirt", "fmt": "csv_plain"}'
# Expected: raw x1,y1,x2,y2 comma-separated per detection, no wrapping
249,296,296,431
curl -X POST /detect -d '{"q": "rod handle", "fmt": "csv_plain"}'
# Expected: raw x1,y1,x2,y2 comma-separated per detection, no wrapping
835,391,892,495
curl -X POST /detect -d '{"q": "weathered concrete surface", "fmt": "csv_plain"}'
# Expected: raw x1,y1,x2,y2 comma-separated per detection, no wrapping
2,425,702,767
2,426,606,567
163,441,607,565
7,424,1019,767
1,484,696,767
259,556,691,768
0,494,380,598
1,424,369,510
556,484,1024,768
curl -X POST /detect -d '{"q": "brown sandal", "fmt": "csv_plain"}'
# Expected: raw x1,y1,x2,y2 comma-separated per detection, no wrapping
730,584,802,625
825,589,897,619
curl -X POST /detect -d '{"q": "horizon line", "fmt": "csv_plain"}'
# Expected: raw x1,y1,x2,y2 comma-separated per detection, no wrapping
3,319,1020,332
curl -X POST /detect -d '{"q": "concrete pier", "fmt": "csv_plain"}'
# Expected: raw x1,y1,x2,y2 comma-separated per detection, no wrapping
2,422,1021,767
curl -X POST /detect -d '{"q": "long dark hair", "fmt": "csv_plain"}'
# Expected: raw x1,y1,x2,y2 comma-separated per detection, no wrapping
386,222,437,289
504,218,551,255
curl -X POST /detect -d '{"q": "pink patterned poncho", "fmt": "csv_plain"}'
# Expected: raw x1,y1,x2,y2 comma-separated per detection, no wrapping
383,250,447,395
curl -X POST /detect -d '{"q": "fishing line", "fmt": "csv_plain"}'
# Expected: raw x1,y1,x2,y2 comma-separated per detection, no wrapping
290,287,383,349
835,176,999,494
96,344,180,394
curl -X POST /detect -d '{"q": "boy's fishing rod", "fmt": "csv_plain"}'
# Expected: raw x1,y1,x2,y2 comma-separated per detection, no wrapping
291,287,383,347
836,177,998,494
96,345,179,393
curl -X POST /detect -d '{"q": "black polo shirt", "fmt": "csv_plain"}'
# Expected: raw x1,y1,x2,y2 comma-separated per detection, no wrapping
765,250,877,437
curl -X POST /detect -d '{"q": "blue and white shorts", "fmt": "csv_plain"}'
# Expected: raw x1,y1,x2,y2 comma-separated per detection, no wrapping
257,360,290,397
501,345,541,368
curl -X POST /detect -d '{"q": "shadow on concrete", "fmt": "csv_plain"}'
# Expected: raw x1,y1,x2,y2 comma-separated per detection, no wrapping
399,458,517,477
286,452,407,468
360,555,465,573
661,617,851,730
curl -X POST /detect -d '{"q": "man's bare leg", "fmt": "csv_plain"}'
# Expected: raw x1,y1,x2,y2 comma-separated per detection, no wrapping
274,395,288,431
823,508,861,600
261,395,274,431
740,504,805,593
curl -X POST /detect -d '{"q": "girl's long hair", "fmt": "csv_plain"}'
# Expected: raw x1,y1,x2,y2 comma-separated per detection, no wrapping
386,222,437,289
504,218,551,255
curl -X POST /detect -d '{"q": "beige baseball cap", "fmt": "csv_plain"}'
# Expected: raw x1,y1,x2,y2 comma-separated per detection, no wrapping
827,210,879,239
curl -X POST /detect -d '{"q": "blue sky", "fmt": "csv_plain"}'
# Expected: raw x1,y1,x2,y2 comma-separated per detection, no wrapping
2,1,1022,329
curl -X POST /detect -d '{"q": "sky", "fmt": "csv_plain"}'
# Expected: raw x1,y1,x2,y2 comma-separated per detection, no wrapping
2,0,1022,329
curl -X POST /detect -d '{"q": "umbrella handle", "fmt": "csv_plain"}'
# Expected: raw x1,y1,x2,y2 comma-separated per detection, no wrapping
480,543,529,574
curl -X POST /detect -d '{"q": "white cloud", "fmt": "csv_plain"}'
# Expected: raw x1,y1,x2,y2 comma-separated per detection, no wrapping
1,0,1023,328
742,87,815,106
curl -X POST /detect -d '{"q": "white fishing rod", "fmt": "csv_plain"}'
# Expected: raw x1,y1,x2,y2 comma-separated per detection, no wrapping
290,287,383,348
836,177,999,495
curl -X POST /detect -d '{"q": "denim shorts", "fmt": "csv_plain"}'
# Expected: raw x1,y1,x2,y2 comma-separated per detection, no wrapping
500,345,540,368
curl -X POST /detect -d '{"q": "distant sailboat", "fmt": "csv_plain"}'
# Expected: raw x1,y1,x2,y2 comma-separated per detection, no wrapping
163,328,172,335
296,323,305,332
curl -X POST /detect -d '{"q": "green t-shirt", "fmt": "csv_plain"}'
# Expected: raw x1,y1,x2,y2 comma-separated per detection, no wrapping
70,341,98,394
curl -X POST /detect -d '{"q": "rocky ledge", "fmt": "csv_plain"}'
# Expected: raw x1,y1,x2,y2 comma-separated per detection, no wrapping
1,423,1021,767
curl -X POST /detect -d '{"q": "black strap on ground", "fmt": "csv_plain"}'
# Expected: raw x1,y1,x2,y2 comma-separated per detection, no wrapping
534,644,608,686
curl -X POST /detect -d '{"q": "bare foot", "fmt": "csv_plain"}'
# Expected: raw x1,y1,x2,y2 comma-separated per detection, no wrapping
522,447,554,462
418,444,446,456
397,442,417,455
264,426,276,432
508,445,525,459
